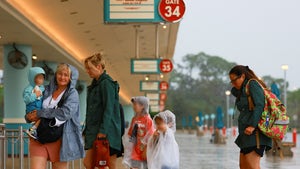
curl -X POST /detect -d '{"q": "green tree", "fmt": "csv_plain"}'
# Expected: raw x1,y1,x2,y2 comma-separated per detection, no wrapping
166,52,236,127
166,52,300,130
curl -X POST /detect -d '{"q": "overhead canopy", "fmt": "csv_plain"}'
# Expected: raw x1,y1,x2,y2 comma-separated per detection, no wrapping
0,0,180,104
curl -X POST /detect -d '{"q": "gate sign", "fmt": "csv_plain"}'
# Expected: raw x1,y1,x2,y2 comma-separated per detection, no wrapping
159,59,173,73
160,81,169,91
104,0,164,23
158,0,186,23
160,93,167,101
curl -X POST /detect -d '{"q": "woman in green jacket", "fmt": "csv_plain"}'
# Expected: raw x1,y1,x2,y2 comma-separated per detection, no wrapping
83,53,122,169
229,65,272,169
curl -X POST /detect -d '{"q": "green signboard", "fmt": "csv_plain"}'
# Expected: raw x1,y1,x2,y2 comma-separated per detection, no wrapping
131,59,161,74
104,0,164,23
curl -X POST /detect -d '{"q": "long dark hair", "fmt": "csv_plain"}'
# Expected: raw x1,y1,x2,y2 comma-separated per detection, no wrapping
229,65,267,88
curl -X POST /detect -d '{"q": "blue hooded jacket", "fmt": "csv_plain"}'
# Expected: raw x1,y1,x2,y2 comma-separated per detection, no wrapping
36,64,85,161
23,67,45,113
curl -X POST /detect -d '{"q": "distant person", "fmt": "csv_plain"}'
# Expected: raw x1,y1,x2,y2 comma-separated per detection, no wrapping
123,96,154,169
229,65,272,169
83,53,122,169
26,63,85,169
271,82,281,99
147,110,179,169
23,67,45,139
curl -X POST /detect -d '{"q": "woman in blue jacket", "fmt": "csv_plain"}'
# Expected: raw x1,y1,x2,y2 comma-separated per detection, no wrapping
26,63,85,169
229,65,272,169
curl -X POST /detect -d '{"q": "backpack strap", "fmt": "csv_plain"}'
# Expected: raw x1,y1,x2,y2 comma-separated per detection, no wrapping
245,79,255,111
246,79,261,149
57,90,69,108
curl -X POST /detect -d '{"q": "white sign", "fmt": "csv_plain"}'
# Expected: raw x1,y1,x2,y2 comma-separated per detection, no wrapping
131,59,160,74
149,100,159,106
146,93,160,100
109,0,155,20
140,81,160,91
151,105,160,112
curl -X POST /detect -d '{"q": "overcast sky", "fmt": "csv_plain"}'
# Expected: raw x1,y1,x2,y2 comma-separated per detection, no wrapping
173,0,299,90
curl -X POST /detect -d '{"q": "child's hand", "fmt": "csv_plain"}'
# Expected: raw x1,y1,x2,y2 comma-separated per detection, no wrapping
154,129,160,137
97,133,107,139
26,110,39,122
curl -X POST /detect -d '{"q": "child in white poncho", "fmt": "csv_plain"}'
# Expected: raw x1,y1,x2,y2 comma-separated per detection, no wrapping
147,110,179,169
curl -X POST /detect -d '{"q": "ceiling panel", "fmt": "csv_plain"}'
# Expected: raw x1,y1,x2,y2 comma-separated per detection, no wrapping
0,0,179,103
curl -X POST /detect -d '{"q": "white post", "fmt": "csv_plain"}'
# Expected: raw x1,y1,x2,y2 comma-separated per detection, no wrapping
155,24,159,59
134,25,140,59
19,126,24,169
225,91,231,128
281,64,289,110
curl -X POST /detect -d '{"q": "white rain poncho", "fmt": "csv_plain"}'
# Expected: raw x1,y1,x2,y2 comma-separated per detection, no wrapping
147,110,179,169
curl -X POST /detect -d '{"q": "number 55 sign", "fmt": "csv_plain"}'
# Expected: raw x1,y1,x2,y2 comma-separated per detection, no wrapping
159,0,186,23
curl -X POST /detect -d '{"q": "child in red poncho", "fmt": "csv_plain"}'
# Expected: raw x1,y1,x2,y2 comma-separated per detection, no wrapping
123,96,154,169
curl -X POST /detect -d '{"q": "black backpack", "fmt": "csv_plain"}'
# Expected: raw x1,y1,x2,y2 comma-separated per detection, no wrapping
37,90,68,144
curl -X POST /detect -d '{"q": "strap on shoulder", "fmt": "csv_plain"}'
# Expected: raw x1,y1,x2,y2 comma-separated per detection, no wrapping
246,79,256,111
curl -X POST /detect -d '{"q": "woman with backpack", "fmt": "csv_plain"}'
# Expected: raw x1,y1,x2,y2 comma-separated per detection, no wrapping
229,65,272,169
83,53,122,169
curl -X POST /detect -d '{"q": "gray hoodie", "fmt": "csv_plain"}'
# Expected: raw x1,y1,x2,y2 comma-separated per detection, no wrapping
36,64,85,161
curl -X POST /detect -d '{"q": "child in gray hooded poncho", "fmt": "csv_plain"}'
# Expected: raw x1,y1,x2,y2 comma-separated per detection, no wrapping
123,96,154,169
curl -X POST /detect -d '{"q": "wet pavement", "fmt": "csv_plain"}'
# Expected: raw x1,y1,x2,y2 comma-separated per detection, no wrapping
4,131,300,169
177,131,300,169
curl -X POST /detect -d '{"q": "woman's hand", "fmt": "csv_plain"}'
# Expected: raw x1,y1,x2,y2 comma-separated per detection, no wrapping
97,133,107,139
26,110,39,122
244,126,255,135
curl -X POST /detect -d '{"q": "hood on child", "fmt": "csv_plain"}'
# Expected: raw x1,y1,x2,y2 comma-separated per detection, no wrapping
154,110,176,132
131,96,150,114
28,67,45,87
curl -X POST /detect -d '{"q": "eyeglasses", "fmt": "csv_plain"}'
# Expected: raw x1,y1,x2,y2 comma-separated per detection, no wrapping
230,76,241,84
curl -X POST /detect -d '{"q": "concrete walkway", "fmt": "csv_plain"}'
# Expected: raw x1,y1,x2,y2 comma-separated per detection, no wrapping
4,131,300,169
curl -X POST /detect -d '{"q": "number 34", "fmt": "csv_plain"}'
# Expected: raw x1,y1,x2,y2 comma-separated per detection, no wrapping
165,6,180,17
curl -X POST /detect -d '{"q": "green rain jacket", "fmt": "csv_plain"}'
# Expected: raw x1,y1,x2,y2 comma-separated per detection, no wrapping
232,79,272,150
84,71,121,151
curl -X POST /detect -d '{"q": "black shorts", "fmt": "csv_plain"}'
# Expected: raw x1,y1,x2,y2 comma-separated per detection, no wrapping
110,147,122,157
240,145,267,157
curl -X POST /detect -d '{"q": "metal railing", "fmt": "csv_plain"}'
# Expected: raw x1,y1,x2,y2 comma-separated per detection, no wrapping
0,124,84,169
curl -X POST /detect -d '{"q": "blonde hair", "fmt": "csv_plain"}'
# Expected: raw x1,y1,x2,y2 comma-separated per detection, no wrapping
56,63,71,79
84,53,105,69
